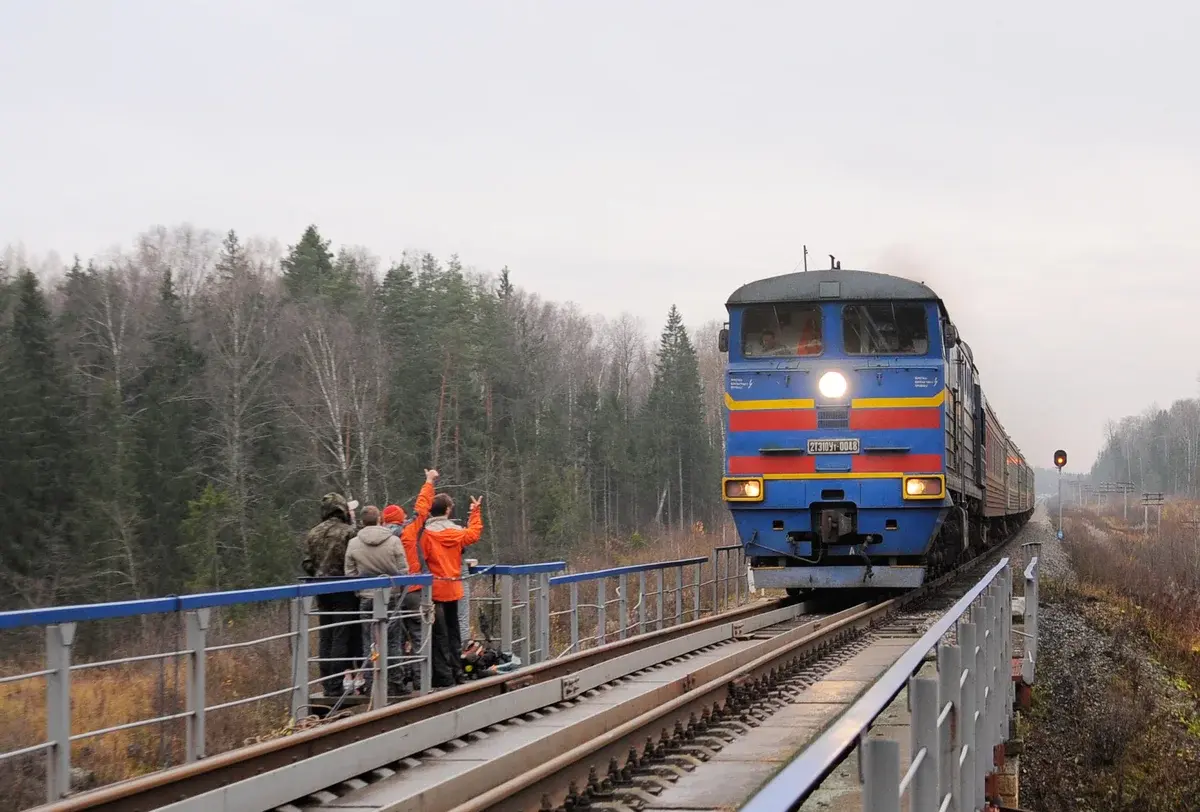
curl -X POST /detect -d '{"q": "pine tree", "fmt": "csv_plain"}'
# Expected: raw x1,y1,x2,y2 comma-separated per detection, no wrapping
132,270,208,593
215,230,246,282
497,266,514,299
643,305,710,528
0,271,82,606
282,225,340,300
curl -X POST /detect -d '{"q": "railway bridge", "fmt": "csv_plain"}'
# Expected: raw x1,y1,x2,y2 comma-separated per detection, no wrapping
1,525,1044,812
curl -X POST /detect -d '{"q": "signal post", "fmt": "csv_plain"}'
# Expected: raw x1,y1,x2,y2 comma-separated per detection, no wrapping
1054,449,1067,539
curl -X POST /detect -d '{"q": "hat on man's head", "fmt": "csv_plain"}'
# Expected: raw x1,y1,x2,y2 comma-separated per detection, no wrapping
320,492,350,521
381,504,406,525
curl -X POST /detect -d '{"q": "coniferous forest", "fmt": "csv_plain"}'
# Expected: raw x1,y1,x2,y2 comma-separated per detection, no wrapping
0,225,727,611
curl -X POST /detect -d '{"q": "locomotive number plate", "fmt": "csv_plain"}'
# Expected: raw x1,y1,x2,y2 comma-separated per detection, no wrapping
807,438,860,454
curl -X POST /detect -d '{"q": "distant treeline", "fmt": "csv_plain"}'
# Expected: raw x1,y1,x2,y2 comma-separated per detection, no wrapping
0,225,726,610
1091,398,1200,498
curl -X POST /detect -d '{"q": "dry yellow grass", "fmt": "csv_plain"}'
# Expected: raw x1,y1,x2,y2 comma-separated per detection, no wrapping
1062,505,1200,689
0,612,295,811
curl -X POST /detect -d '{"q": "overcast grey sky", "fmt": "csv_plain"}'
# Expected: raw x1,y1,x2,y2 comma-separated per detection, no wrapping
3,0,1198,470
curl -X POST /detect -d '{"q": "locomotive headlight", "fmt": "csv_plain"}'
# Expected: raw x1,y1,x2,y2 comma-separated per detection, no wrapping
903,475,946,499
818,370,848,399
723,477,764,501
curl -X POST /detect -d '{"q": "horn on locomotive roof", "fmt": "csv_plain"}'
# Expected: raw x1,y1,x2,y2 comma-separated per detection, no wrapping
828,254,841,270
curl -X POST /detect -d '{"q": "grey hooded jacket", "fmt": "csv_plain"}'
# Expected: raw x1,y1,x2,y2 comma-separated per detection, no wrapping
344,525,409,596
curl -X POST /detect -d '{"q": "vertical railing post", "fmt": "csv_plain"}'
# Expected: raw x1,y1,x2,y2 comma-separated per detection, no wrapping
185,608,210,763
290,596,311,719
958,620,978,809
597,579,607,646
45,622,75,802
537,573,550,662
459,558,471,645
1024,561,1038,683
675,565,683,626
655,570,664,631
1003,564,1013,740
500,573,514,656
619,573,629,640
693,562,702,620
371,586,389,710
860,736,901,812
715,546,724,611
729,546,739,604
989,587,1003,748
570,582,580,654
638,571,647,634
937,641,962,811
519,575,532,663
911,675,940,812
419,583,433,694
711,552,719,615
976,595,992,800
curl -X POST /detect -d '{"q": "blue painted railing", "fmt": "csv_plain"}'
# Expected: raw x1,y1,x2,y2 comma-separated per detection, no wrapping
1,547,754,805
0,575,434,631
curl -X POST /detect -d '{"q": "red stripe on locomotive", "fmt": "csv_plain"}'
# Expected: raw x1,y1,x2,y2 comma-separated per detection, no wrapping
848,407,941,431
728,410,818,432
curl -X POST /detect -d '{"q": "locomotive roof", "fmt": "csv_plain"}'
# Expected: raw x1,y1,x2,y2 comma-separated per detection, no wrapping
726,269,941,306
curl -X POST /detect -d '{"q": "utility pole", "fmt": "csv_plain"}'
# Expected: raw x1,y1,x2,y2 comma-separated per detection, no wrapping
803,245,808,272
1142,492,1164,536
1185,516,1200,579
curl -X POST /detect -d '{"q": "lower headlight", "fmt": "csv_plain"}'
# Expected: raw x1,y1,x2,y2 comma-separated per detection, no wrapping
903,476,945,498
724,478,764,500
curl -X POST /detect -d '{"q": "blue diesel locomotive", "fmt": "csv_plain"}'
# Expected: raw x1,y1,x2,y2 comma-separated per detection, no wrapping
719,268,1034,593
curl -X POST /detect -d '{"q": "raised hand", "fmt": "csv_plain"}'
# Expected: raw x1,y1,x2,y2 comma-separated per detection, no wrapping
469,496,482,510
425,468,440,483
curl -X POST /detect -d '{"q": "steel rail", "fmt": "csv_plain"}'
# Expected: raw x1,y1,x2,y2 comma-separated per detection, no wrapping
32,595,792,812
446,551,1009,812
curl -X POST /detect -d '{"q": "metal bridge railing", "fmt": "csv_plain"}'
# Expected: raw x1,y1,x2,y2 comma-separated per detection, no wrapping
0,544,755,804
743,554,1041,812
0,574,432,804
465,545,752,665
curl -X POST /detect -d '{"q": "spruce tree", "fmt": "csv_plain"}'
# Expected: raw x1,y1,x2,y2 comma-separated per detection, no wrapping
132,270,208,592
0,271,81,606
281,225,338,300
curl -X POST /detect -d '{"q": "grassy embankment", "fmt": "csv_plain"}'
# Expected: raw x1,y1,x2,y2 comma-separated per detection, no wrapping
0,527,742,811
1028,501,1200,809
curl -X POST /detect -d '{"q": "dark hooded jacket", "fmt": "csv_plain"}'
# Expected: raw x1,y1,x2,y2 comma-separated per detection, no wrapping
302,493,358,577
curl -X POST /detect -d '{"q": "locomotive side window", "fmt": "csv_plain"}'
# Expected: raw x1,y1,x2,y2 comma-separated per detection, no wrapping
842,302,929,355
741,303,823,357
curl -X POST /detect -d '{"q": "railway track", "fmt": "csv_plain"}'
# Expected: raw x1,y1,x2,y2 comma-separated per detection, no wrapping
441,556,1009,812
39,537,1022,812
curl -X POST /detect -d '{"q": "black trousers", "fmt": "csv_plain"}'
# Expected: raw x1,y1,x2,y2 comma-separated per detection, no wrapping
316,591,364,695
432,600,463,687
400,589,423,684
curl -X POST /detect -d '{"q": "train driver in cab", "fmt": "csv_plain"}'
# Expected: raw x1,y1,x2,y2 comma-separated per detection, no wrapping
758,329,791,357
796,311,822,355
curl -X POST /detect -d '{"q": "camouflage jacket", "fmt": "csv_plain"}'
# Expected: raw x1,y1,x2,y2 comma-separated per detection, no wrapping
302,518,357,577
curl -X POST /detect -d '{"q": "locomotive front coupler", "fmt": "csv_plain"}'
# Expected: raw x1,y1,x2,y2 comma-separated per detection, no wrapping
816,505,856,546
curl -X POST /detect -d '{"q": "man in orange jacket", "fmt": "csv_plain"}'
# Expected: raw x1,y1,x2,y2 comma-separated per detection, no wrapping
381,468,438,689
421,491,483,687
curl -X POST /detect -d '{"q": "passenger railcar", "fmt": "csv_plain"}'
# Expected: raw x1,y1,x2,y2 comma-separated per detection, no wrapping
719,269,1033,593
